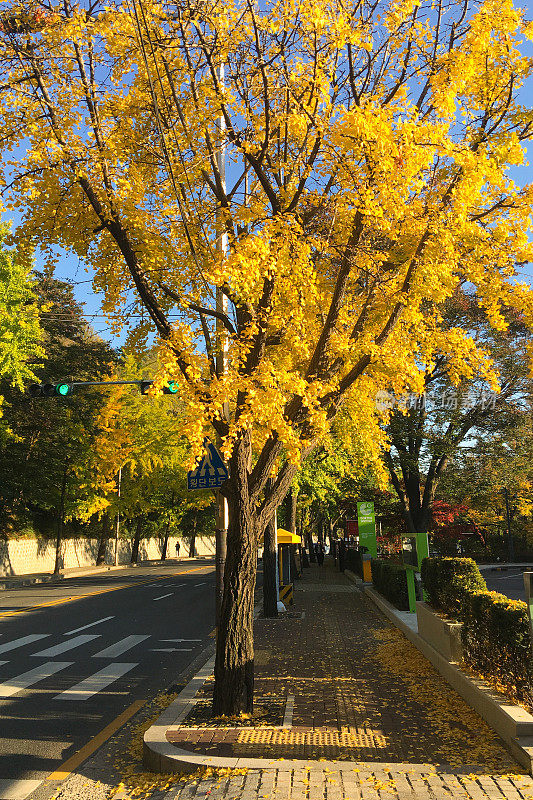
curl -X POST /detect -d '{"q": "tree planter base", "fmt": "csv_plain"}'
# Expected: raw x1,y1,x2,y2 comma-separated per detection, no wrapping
416,601,463,662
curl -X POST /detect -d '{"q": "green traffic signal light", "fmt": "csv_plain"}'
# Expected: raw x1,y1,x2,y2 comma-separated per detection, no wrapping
56,383,71,396
164,381,179,394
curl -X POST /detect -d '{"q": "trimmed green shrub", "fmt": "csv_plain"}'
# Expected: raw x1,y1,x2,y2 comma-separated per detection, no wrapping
371,558,409,611
461,590,533,705
345,548,362,578
421,557,486,617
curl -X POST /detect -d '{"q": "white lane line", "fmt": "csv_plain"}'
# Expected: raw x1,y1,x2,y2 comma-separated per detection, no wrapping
64,616,115,636
93,635,149,658
153,593,173,601
31,634,100,658
0,634,49,656
0,778,43,799
161,638,201,642
150,648,192,652
194,582,206,587
53,662,137,701
0,661,8,666
0,662,73,698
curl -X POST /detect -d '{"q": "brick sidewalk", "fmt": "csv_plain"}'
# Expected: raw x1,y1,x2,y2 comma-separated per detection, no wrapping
167,561,522,771
123,560,533,800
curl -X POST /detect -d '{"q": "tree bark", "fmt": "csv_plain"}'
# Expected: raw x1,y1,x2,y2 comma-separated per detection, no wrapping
161,518,171,560
307,529,316,562
213,444,257,716
54,461,68,575
131,516,142,564
189,513,198,558
262,479,278,618
96,512,110,565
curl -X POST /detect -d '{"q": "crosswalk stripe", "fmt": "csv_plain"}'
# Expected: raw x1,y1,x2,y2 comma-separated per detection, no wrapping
0,634,49,655
0,661,8,666
31,634,100,658
64,616,115,636
0,778,43,799
152,593,173,601
0,662,73,698
93,635,149,658
53,662,137,700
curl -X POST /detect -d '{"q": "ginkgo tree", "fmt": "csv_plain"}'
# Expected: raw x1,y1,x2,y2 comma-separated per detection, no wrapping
0,224,42,442
1,0,532,714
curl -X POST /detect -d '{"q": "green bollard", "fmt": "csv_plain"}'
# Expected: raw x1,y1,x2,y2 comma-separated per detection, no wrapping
406,567,417,613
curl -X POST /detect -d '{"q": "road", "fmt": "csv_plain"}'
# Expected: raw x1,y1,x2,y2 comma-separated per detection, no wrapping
481,565,533,601
0,560,216,800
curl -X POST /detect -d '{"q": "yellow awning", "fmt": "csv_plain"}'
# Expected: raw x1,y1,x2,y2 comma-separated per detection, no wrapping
259,528,301,545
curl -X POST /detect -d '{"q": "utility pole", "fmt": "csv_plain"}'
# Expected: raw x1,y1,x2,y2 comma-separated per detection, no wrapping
215,62,228,629
503,487,515,563
114,467,122,567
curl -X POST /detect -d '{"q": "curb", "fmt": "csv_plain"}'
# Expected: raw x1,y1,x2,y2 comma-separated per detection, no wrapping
343,570,533,775
142,587,385,774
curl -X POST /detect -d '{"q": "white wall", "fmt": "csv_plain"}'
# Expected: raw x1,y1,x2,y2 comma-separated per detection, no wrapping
0,535,215,576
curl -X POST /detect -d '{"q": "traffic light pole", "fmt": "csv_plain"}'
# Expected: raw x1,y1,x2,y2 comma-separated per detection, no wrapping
215,61,228,630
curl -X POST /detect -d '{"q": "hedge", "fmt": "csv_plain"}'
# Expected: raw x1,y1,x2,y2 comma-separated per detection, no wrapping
461,590,533,705
421,557,486,617
421,557,533,706
371,558,409,611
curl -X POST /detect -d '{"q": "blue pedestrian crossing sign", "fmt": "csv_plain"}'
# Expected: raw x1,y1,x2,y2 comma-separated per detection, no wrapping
187,439,229,490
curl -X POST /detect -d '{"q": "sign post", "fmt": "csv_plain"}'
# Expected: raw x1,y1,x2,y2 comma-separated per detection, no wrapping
357,501,377,558
402,532,429,612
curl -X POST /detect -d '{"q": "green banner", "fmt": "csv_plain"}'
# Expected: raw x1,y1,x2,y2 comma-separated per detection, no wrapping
357,501,377,558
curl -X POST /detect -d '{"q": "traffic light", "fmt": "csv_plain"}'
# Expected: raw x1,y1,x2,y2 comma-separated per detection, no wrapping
28,382,73,397
140,380,178,395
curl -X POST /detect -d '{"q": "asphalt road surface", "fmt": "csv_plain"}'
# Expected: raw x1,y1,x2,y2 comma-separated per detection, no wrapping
0,560,216,800
481,565,533,601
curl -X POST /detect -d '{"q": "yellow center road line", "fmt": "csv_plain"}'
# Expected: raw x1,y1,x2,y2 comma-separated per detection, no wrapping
46,698,146,781
0,566,212,619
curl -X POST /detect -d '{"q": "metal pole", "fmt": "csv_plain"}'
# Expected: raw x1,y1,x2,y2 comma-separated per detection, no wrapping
215,61,228,629
114,467,122,567
504,487,515,563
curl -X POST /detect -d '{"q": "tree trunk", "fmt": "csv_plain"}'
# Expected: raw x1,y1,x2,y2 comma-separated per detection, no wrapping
96,512,110,566
54,462,68,575
262,480,278,618
161,518,171,560
307,529,316,562
213,449,257,716
131,516,142,564
288,487,297,534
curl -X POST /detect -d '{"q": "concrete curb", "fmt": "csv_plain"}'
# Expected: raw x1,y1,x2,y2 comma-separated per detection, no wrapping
142,587,394,774
343,570,533,775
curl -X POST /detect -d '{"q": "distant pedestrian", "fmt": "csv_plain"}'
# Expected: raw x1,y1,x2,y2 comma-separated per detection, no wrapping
175,540,180,558
317,543,325,567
